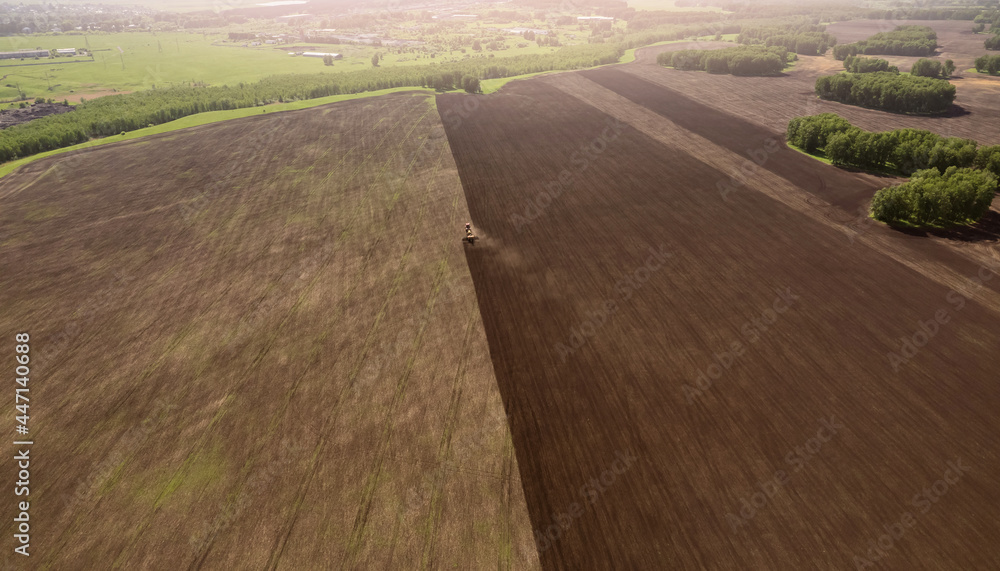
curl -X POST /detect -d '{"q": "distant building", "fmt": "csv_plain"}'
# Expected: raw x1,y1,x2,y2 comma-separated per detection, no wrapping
56,48,77,56
0,50,49,60
504,28,549,35
277,13,311,23
299,52,342,59
577,16,615,22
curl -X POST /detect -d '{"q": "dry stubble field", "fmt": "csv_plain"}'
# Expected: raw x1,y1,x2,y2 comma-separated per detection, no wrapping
0,92,538,569
439,52,1000,568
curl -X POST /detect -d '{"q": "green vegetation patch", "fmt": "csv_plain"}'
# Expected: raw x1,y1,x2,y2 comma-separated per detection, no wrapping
833,25,937,59
788,113,1000,228
814,72,955,115
870,167,997,226
659,44,790,76
737,22,836,56
974,54,1000,74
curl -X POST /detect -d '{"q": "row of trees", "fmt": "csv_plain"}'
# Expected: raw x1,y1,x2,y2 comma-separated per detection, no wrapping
867,8,988,21
982,10,1000,47
975,54,1000,74
762,32,835,56
841,55,959,81
737,23,836,55
832,25,938,60
869,167,997,225
814,72,955,114
843,55,898,73
786,113,1000,177
659,45,789,76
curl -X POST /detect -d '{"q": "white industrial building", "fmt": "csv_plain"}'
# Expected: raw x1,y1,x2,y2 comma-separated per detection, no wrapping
0,49,49,59
291,52,343,59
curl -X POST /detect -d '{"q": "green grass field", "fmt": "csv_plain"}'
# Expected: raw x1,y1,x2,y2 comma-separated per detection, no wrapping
0,26,595,104
0,32,388,103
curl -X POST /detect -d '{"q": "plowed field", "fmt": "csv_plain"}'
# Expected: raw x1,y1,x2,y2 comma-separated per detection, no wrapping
439,69,1000,569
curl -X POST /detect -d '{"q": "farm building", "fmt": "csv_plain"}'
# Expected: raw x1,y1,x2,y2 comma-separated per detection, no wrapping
277,14,311,23
299,52,342,59
0,50,49,60
504,27,549,35
56,48,77,56
577,16,615,22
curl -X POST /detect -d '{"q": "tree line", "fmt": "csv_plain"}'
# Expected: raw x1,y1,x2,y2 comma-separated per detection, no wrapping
814,71,955,114
786,114,998,226
978,9,1000,43
786,113,1000,177
832,25,938,60
866,8,985,21
737,22,836,55
659,45,789,76
975,53,1000,73
843,56,898,73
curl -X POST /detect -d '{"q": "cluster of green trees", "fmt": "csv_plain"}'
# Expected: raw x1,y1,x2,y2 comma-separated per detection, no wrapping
910,58,956,78
843,55,898,73
737,23,836,55
786,114,998,226
979,10,1000,43
832,26,938,60
869,167,997,225
787,113,1000,177
975,53,1000,73
659,45,789,75
814,72,955,114
761,32,835,56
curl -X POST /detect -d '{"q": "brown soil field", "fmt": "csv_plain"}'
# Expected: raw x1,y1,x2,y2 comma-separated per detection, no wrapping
0,92,538,569
439,66,1000,569
0,102,74,130
633,22,1000,145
